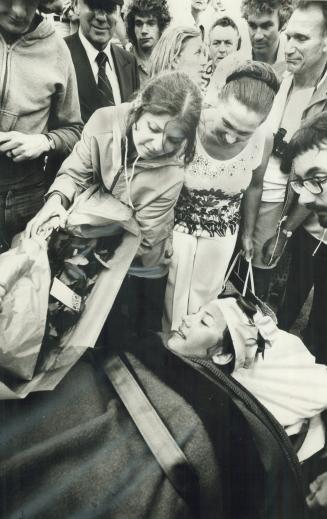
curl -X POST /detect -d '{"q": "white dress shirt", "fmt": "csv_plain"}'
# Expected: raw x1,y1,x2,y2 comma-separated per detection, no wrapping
78,28,122,105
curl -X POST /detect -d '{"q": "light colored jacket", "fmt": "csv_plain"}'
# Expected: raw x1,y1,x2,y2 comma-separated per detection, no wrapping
0,15,82,150
0,14,82,188
49,103,185,269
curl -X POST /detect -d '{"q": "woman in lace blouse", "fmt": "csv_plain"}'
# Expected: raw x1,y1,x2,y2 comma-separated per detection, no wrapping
164,62,279,331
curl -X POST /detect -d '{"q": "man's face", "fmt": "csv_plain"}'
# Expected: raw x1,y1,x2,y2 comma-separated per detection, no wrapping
77,0,118,50
0,0,39,37
285,6,327,79
211,0,226,12
134,14,160,53
210,95,266,146
293,147,327,228
167,300,228,358
247,9,280,59
191,0,209,13
209,24,239,64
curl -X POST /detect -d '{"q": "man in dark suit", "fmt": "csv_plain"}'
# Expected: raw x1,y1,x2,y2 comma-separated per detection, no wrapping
65,0,139,122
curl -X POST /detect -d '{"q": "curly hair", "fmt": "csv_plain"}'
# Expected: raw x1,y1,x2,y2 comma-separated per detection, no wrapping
241,0,294,29
125,0,171,48
128,71,202,166
281,112,327,174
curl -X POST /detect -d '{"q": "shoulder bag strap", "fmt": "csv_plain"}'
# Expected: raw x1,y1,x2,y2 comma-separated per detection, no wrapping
104,355,199,512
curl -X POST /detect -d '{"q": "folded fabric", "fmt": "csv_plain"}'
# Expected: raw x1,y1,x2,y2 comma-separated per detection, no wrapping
0,237,51,380
233,328,327,428
66,185,139,238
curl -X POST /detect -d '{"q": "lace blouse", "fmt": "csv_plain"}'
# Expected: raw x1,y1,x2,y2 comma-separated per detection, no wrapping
174,130,265,237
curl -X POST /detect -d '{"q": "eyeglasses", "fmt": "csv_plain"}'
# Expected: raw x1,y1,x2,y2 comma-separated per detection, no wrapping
290,176,327,195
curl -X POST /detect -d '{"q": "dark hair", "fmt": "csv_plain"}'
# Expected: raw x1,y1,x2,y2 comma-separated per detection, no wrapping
125,0,171,48
220,61,279,118
295,1,327,31
241,0,294,30
281,112,327,174
129,71,202,166
210,15,240,35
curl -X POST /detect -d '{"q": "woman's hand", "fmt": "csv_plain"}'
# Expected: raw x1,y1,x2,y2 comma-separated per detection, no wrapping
241,234,254,262
25,194,68,239
262,233,287,267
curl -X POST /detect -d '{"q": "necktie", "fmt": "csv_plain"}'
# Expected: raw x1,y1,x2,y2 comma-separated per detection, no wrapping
96,51,115,106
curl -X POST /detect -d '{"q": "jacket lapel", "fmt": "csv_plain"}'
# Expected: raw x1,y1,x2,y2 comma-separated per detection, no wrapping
303,76,327,117
66,33,103,121
111,44,131,102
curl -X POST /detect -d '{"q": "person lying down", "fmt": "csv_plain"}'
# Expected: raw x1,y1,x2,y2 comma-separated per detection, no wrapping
165,294,327,444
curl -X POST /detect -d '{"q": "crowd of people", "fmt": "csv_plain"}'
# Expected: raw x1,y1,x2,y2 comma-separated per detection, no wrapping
1,0,327,516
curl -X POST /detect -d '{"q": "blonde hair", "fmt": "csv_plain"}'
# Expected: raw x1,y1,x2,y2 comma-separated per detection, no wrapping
149,25,202,77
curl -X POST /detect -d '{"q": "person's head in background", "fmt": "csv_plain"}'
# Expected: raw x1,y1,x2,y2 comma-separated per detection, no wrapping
203,60,278,146
191,0,209,24
241,0,293,64
209,16,240,67
210,0,226,13
129,71,202,165
125,0,171,58
0,0,40,42
38,0,66,13
149,25,207,88
73,0,122,50
283,112,327,229
284,1,327,87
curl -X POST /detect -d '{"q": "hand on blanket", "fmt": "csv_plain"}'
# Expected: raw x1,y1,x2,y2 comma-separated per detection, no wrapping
25,194,68,239
306,472,327,510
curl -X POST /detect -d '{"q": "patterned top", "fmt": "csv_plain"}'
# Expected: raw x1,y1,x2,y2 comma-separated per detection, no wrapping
174,130,265,237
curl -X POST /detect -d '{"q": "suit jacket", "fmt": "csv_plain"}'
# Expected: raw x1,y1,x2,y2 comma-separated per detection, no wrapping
65,32,140,123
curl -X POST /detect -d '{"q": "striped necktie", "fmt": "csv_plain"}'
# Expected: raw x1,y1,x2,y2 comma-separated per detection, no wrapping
96,51,115,106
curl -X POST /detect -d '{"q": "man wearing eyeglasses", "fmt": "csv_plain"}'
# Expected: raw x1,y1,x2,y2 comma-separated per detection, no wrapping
270,112,327,365
65,0,139,123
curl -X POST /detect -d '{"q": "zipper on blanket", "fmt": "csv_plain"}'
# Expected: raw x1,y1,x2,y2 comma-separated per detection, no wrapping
188,357,304,493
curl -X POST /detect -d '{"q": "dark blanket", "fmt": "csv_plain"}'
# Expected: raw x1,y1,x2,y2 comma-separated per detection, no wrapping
0,335,305,519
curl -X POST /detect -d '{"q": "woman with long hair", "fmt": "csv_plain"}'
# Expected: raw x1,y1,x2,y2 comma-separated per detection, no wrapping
26,71,202,273
149,25,208,90
163,61,279,331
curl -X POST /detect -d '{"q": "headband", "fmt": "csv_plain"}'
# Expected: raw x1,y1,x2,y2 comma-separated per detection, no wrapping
225,69,279,94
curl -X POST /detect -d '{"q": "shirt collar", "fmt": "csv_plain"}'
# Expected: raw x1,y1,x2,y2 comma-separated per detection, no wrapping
79,28,112,65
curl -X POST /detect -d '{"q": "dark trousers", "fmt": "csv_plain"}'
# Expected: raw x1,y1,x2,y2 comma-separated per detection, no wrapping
0,182,45,252
277,227,327,364
99,274,168,353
